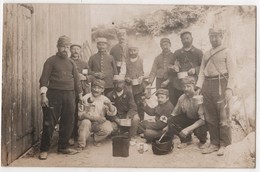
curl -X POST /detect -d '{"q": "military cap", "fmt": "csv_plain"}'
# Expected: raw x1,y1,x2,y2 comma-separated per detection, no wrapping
160,38,171,44
57,35,71,46
208,27,224,36
180,30,192,38
92,78,106,88
70,44,81,48
113,75,125,82
156,88,169,96
128,42,138,50
96,37,108,44
117,29,127,36
181,76,196,85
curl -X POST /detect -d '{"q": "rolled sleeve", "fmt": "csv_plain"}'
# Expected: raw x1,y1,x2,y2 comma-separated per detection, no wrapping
226,51,237,91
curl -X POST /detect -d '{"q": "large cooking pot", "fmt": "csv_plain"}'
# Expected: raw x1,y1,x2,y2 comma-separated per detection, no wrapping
151,135,173,155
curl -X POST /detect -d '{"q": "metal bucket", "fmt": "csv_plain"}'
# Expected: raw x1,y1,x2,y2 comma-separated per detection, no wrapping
151,135,173,155
112,135,130,157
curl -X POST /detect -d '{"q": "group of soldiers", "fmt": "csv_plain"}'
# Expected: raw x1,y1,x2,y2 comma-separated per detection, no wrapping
38,27,236,160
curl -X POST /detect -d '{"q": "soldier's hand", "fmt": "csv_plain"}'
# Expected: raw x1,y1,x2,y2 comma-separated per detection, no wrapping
103,99,112,107
161,80,170,88
195,87,201,95
225,89,233,101
94,72,105,79
40,94,49,107
78,93,83,104
187,68,196,75
162,126,169,133
180,128,190,137
125,77,132,84
96,116,106,124
79,73,86,81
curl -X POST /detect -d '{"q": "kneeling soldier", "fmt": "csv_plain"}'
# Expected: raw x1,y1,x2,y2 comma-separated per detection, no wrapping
107,75,140,142
77,79,117,150
164,76,208,149
137,89,174,142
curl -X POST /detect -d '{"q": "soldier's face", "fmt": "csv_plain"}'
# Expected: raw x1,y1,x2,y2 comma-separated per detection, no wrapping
91,85,104,97
157,94,169,105
160,42,171,52
129,48,138,58
209,34,223,48
118,34,127,44
114,81,125,92
57,45,70,58
183,84,195,96
97,42,107,52
70,46,81,59
181,34,193,48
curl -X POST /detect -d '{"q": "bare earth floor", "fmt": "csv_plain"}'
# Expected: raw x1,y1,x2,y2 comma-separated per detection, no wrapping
10,133,230,168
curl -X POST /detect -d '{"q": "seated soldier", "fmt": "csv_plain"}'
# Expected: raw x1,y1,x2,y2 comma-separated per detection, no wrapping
106,75,140,143
77,78,117,151
163,76,208,149
137,89,174,142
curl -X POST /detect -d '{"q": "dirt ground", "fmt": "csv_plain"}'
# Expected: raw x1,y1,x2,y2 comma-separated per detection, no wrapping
9,124,255,168
9,97,255,168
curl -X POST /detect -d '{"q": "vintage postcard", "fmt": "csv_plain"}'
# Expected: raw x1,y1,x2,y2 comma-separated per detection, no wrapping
1,1,257,169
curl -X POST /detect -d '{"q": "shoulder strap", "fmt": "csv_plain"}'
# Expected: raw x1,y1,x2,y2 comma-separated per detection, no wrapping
205,48,226,69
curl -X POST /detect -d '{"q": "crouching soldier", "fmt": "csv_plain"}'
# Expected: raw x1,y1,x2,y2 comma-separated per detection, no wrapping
137,89,174,142
107,75,140,142
163,76,208,149
77,78,117,150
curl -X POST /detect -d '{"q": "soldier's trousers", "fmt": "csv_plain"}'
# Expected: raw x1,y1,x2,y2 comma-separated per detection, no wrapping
40,89,75,151
167,115,207,143
201,77,232,147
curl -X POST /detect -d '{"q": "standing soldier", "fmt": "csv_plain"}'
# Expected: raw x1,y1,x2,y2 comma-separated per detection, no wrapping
148,38,175,89
39,35,82,160
110,29,128,75
196,27,236,156
69,44,90,145
88,37,118,95
125,45,145,121
166,31,203,106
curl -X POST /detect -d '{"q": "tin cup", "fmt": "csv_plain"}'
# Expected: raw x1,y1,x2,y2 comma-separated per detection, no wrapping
138,144,144,154
132,78,140,85
82,69,88,75
177,71,188,79
119,119,132,127
193,95,204,104
116,61,122,67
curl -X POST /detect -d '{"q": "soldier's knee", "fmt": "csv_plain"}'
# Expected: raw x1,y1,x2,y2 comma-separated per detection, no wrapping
132,114,140,123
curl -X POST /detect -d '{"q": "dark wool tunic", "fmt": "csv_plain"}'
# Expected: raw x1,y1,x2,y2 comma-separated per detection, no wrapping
72,58,88,74
110,43,129,62
169,46,203,90
88,52,118,88
39,53,82,94
106,89,137,119
125,56,144,95
148,51,175,84
144,100,174,121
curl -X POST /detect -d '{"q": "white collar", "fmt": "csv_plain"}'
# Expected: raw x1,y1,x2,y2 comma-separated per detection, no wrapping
116,90,124,96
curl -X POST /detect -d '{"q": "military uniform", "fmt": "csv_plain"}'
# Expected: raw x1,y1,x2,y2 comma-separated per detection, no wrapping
148,51,175,89
168,46,203,106
196,44,236,148
167,94,207,144
88,52,118,95
125,56,145,120
110,43,128,75
137,89,174,142
106,88,140,137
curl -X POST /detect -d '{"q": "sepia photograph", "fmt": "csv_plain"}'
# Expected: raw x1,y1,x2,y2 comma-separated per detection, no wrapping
0,0,257,169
